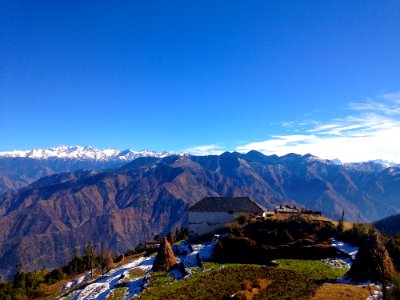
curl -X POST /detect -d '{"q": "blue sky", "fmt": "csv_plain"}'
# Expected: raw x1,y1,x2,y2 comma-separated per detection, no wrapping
1,1,400,162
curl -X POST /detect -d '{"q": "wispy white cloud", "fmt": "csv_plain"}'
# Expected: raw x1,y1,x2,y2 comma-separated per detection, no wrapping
236,92,400,163
349,93,400,115
304,109,324,117
349,101,400,115
274,119,318,128
183,143,225,155
381,92,400,103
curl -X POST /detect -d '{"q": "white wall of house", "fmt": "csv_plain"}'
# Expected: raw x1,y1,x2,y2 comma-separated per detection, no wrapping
188,211,241,238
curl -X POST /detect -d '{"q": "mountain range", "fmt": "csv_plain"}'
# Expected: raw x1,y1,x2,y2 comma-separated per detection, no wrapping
0,145,173,161
0,146,172,193
0,147,400,279
1,146,397,194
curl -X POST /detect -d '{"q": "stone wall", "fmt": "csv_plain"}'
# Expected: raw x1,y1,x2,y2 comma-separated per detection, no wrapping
188,211,240,238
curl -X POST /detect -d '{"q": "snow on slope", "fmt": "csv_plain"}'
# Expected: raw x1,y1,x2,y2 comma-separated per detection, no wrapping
321,238,359,271
0,146,173,161
331,238,359,260
174,240,216,268
59,240,217,300
342,160,399,172
60,255,155,300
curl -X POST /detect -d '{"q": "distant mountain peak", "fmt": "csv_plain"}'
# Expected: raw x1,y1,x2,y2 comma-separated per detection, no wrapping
330,158,343,165
369,159,398,168
0,146,173,161
343,159,399,172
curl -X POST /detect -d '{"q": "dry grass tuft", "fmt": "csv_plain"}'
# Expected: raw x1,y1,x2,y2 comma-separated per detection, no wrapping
152,237,177,272
234,278,272,299
311,283,376,300
253,278,270,290
241,280,253,292
233,290,253,300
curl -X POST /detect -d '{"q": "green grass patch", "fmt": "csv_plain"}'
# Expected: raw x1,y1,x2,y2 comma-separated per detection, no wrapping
128,268,147,279
106,286,128,300
275,259,347,280
139,260,344,299
173,240,186,246
55,261,343,299
146,271,175,287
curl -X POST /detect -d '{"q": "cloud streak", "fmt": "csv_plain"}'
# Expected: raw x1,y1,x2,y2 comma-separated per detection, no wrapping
236,93,400,163
183,143,225,155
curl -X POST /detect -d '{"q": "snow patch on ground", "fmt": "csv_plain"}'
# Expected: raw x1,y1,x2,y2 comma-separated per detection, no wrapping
365,284,382,300
125,277,146,299
320,239,358,286
320,258,350,270
331,238,359,260
321,238,359,270
174,239,217,269
171,239,217,279
62,272,91,290
60,255,154,300
59,239,217,299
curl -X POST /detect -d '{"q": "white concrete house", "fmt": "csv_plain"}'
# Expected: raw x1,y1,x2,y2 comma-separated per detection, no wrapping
188,197,266,239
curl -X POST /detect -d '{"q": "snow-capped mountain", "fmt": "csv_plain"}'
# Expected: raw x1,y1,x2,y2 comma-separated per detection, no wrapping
308,155,399,171
329,158,343,165
341,160,399,172
369,159,399,168
0,146,177,193
0,146,173,161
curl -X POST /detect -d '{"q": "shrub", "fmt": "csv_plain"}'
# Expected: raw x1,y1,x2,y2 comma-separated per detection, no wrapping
338,223,377,246
225,221,241,235
114,254,124,263
236,213,249,225
101,252,114,274
337,219,345,233
175,227,189,241
135,243,146,253
388,271,400,299
385,235,400,270
45,268,66,284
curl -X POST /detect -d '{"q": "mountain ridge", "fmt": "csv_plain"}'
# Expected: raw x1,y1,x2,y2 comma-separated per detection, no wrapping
0,146,179,193
1,145,399,167
0,145,173,161
1,150,400,280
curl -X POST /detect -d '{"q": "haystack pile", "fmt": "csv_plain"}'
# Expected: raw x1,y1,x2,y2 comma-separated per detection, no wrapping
345,231,395,283
152,237,177,272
